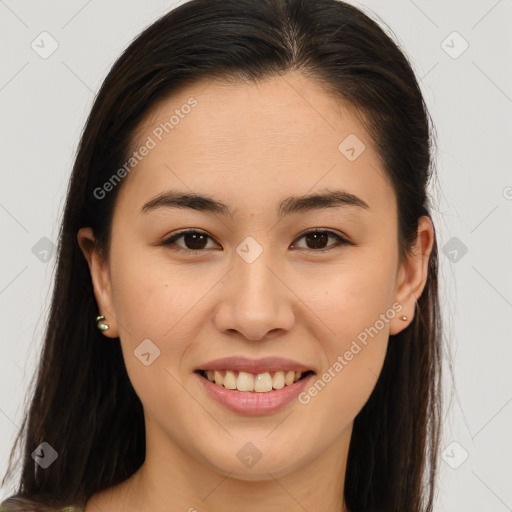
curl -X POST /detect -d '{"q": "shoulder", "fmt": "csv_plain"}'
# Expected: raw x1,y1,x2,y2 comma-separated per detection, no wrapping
0,499,83,512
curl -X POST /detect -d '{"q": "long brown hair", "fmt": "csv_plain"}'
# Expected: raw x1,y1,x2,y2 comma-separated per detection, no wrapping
1,1,443,510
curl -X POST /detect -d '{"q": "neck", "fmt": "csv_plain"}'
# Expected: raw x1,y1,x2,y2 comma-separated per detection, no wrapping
85,419,353,512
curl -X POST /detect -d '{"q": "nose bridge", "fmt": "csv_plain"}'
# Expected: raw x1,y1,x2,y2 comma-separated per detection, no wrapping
233,235,281,309
214,234,294,340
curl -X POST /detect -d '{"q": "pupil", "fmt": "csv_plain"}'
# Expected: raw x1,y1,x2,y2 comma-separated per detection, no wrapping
306,232,327,249
185,233,206,250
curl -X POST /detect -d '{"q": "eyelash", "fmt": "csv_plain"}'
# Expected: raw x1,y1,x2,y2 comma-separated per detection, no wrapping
161,228,351,254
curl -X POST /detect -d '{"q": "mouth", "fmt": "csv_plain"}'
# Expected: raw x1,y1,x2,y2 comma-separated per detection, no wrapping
194,369,316,393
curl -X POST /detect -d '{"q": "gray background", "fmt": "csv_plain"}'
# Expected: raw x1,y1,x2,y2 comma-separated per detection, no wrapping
1,1,511,510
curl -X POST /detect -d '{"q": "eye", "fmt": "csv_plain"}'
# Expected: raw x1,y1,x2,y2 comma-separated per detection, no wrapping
161,229,219,252
161,228,351,253
291,229,351,252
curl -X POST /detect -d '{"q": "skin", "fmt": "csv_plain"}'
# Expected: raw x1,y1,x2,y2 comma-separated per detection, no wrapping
78,72,434,512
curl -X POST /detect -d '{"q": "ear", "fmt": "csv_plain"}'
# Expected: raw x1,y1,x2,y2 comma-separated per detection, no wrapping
389,216,435,335
77,227,119,338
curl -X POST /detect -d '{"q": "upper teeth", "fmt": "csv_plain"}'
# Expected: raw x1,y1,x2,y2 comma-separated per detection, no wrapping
204,370,304,393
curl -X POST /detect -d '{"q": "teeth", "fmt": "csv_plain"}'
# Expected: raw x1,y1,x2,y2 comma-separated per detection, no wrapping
254,372,273,392
272,371,285,389
236,371,254,391
203,369,307,392
223,370,237,389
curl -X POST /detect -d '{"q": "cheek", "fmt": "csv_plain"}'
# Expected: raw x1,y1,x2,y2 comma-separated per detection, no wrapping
297,283,392,433
108,256,197,411
108,247,226,391
109,245,206,337
297,244,397,410
309,245,398,344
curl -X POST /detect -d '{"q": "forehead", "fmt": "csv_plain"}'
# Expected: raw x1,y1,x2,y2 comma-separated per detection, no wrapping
135,73,362,156
119,72,395,218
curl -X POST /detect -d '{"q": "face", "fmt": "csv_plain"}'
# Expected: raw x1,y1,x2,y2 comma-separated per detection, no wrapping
79,72,433,483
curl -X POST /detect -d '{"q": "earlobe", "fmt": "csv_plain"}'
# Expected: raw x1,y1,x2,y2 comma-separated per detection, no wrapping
77,227,119,338
389,216,435,336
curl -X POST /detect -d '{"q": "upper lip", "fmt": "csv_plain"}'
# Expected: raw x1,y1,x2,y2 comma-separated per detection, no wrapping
196,356,315,374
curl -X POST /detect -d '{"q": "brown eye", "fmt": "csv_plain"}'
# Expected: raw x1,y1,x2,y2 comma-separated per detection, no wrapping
305,232,329,249
162,230,218,252
291,229,350,252
161,228,350,254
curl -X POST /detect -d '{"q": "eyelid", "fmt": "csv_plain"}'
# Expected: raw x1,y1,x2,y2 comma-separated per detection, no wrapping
161,228,351,253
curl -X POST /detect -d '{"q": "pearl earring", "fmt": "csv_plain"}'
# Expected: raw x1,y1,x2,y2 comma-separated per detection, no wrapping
96,315,110,332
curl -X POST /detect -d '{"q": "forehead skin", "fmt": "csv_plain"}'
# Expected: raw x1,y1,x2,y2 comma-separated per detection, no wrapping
115,72,396,249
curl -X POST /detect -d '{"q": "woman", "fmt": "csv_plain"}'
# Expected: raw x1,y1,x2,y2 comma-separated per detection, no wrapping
1,0,443,510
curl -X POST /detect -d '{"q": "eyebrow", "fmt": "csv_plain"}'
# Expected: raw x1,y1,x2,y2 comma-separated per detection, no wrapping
140,188,370,217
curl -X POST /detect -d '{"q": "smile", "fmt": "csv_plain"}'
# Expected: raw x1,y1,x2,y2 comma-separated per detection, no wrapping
198,369,315,393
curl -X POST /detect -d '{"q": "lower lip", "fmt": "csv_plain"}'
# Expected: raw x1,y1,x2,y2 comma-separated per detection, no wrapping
195,371,315,416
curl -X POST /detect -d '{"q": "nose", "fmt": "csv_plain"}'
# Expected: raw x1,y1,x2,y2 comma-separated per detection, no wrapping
213,247,295,341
